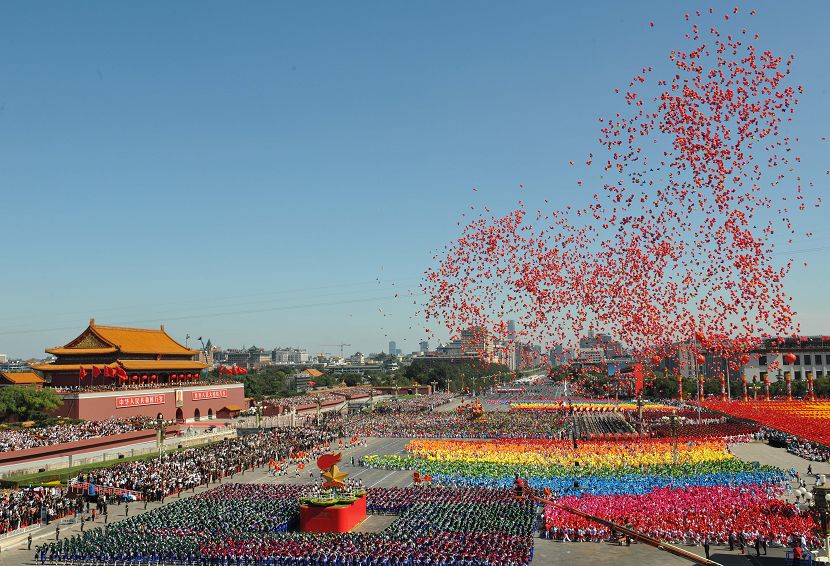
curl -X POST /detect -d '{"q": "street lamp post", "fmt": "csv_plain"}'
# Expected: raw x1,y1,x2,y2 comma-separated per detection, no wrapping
198,338,208,384
636,394,644,436
661,412,686,466
155,415,165,457
723,357,731,400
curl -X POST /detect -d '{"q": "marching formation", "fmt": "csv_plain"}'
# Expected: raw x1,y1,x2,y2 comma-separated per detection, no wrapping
37,484,535,566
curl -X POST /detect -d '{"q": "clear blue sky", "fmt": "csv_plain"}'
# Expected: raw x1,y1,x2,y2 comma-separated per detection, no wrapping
1,1,828,359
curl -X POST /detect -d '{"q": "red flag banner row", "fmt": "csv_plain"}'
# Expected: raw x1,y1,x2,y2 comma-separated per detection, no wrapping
219,365,248,375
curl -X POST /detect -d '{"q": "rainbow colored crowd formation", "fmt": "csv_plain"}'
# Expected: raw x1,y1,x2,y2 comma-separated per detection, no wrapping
365,434,818,547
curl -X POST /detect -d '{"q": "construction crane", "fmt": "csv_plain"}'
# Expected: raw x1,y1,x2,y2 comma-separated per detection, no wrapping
322,343,351,358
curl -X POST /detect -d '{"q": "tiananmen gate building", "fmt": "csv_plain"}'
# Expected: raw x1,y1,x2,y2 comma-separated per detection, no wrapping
31,319,245,422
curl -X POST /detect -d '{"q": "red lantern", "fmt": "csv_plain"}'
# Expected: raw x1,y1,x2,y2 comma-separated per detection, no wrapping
696,354,706,365
783,353,797,365
151,374,157,382
141,374,148,382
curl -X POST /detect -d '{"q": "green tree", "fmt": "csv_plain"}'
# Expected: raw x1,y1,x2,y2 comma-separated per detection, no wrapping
0,386,63,421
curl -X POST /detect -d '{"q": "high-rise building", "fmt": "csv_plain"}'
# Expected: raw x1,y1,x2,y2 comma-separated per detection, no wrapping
507,320,516,340
388,341,397,355
579,348,605,364
461,327,494,362
272,347,310,365
580,331,623,359
419,340,429,353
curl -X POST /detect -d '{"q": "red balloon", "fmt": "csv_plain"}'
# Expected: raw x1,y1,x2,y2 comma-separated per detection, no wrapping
696,354,706,365
783,353,797,364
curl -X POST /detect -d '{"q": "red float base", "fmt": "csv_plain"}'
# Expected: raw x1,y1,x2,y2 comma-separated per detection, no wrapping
299,495,367,533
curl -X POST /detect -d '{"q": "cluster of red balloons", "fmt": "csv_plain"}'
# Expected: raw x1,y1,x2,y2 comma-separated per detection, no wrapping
421,8,820,386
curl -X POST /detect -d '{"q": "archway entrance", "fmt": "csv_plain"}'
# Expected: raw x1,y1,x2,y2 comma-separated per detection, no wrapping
207,408,213,420
194,408,201,421
175,408,184,423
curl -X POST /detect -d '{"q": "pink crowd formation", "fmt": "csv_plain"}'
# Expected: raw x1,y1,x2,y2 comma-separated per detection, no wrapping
543,485,818,548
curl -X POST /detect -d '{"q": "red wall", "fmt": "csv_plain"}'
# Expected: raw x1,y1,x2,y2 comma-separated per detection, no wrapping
57,385,246,422
299,495,367,533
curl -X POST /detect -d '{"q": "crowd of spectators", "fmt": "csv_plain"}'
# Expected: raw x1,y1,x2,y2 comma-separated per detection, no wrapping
264,392,343,410
763,428,830,462
52,378,240,393
74,426,336,501
0,417,152,453
0,487,76,535
372,393,455,414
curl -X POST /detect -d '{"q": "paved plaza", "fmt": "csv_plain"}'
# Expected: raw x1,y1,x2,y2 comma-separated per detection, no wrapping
0,389,820,566
4,427,823,566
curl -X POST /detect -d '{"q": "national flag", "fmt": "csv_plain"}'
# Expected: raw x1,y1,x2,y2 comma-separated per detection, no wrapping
92,366,101,379
634,363,643,395
79,366,87,380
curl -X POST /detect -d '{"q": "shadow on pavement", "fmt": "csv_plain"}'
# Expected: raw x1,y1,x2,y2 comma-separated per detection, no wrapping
709,552,775,566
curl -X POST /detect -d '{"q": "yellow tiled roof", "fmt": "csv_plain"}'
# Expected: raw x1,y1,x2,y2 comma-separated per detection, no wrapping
45,347,118,356
221,405,242,411
0,372,45,384
303,368,324,378
91,324,196,355
47,319,198,356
